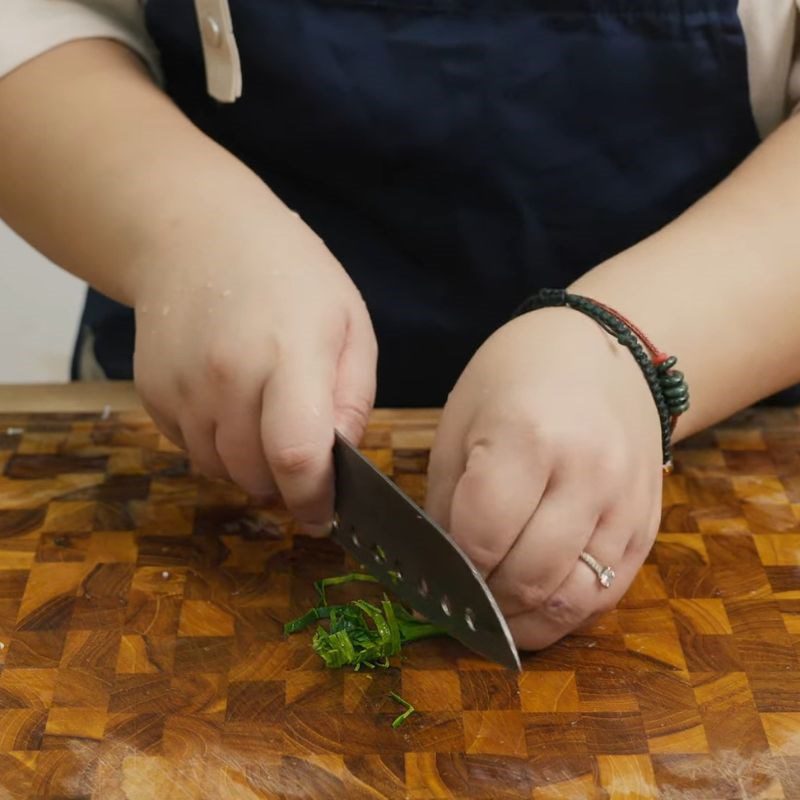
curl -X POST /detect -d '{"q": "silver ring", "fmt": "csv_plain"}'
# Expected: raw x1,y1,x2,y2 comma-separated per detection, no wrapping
579,551,615,589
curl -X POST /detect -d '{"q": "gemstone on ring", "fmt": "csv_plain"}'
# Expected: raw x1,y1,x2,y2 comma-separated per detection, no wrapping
579,551,616,589
598,566,615,588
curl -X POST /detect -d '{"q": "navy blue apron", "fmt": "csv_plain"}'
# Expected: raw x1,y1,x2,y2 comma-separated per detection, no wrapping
76,1,792,406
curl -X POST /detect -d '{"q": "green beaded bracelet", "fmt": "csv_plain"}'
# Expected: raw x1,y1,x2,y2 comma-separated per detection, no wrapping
514,289,689,472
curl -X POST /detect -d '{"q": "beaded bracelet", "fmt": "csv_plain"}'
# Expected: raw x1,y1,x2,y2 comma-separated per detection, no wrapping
514,289,689,473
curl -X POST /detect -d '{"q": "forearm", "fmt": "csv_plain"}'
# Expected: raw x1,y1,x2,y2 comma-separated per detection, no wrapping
571,114,800,439
0,39,281,305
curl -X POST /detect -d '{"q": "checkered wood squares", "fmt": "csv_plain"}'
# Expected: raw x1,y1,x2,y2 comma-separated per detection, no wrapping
0,406,799,799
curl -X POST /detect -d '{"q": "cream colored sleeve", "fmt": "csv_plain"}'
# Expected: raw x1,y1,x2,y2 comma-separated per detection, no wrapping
738,0,796,137
0,0,161,82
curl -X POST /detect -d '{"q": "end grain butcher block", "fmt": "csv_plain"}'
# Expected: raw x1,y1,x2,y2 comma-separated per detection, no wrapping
0,406,799,799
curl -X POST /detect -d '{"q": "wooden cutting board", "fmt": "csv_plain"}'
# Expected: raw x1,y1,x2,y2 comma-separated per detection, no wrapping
0,405,799,799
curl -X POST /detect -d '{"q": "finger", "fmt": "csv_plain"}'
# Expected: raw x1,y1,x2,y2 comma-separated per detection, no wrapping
487,479,599,616
211,374,278,498
333,305,378,446
261,343,337,529
140,397,186,449
424,404,470,530
447,441,549,576
179,416,230,480
507,523,636,651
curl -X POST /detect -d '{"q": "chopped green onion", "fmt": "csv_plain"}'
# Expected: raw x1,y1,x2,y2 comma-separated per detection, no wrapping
382,598,401,654
389,691,416,728
283,605,332,634
284,572,448,672
314,572,379,606
284,573,449,726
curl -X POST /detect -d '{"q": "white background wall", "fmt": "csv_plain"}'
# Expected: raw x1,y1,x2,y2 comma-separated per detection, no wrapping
0,221,86,382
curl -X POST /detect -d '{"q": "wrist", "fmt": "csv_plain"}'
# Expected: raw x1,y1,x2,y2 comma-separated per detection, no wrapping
514,292,680,467
125,162,294,307
510,307,652,409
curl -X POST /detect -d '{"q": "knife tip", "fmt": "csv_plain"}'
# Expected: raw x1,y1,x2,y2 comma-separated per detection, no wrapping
506,649,523,672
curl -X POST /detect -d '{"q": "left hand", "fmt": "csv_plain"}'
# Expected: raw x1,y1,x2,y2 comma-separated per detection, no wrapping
425,307,664,650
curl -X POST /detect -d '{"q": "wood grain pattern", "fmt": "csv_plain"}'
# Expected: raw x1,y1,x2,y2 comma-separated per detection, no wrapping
0,407,798,798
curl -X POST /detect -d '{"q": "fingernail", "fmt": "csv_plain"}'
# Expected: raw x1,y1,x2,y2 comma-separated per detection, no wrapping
298,522,332,538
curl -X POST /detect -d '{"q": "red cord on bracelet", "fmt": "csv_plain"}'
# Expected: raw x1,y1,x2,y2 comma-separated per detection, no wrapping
591,300,671,366
592,299,679,442
513,289,690,472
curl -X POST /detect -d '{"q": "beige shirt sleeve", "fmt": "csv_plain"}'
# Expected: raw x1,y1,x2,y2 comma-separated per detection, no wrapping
3,1,799,131
738,0,797,137
0,0,161,82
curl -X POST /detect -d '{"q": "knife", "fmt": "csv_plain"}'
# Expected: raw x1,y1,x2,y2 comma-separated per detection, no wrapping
331,432,521,671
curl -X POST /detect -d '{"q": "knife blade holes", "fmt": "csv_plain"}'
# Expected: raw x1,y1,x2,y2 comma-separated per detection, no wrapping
418,578,429,598
440,595,452,616
464,607,476,631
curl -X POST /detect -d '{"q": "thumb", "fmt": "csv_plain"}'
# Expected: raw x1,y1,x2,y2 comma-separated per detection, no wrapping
261,339,337,528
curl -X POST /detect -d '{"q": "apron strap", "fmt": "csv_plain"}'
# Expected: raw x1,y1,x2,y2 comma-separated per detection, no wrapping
193,0,242,102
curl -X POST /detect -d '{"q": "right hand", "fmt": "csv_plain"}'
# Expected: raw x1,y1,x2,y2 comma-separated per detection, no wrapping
0,35,375,530
132,195,377,532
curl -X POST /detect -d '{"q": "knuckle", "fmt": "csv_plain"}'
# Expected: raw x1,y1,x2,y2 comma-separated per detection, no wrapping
459,540,506,575
204,345,237,384
528,425,561,455
496,419,555,457
336,399,372,437
455,464,491,508
459,449,489,482
450,464,518,574
505,422,575,466
204,337,258,386
573,442,628,491
518,422,629,487
270,442,323,477
542,592,591,629
599,449,629,487
503,582,549,613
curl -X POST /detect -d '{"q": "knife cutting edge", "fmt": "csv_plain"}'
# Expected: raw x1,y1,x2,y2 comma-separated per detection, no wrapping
332,432,521,671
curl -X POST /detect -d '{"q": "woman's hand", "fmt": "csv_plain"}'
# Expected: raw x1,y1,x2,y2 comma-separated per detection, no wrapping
133,200,377,532
0,39,378,532
426,308,663,650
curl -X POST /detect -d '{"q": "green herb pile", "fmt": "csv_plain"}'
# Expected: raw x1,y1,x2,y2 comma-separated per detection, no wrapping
284,573,447,727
